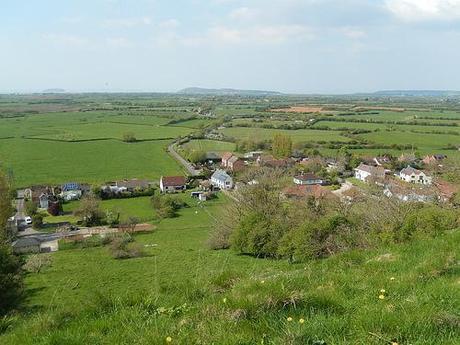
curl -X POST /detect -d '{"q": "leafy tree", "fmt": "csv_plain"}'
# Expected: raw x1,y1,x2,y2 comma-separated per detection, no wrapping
187,150,206,164
151,195,186,219
73,195,105,226
25,200,38,216
0,171,23,315
272,134,292,158
122,132,137,143
32,214,44,229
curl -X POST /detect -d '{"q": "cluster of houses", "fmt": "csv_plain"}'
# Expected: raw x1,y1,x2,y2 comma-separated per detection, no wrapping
24,182,91,210
354,153,456,203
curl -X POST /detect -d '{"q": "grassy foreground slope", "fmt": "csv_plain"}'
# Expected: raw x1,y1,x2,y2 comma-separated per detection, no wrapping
1,196,459,344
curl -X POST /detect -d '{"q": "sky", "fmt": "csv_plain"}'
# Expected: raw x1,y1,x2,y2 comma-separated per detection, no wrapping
1,0,460,94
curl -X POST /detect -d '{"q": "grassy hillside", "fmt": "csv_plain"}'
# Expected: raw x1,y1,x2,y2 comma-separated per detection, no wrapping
1,194,459,344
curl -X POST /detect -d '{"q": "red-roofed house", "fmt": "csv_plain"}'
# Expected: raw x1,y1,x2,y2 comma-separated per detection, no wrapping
160,176,187,193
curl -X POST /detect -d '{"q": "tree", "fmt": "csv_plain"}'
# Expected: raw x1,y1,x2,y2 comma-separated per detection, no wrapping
73,195,105,226
0,171,23,315
187,150,206,164
122,132,137,143
25,200,38,216
272,134,292,158
32,214,44,229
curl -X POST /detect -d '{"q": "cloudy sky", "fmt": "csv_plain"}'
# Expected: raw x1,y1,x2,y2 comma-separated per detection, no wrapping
1,0,460,93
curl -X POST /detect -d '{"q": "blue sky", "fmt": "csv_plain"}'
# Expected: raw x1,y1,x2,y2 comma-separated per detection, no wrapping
1,0,460,93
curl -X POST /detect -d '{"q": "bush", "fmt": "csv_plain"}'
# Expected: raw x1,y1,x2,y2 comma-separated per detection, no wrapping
32,214,44,229
122,132,137,143
109,234,144,259
0,244,23,315
23,254,52,273
151,195,186,219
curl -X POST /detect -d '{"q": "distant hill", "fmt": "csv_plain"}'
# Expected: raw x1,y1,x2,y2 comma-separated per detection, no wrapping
178,87,283,96
373,90,460,97
42,88,66,93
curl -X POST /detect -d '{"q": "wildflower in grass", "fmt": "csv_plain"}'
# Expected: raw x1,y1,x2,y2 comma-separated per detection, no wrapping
390,277,396,281
380,289,386,293
166,336,172,343
391,342,399,345
287,317,293,322
379,294,385,300
222,298,227,303
299,318,305,324
261,280,265,284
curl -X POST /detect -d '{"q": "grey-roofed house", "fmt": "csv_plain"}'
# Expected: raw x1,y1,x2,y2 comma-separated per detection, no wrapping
211,170,233,190
12,237,41,254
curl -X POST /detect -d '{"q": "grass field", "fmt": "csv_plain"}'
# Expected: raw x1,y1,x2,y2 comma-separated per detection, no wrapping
182,139,236,152
1,193,459,344
0,138,183,187
220,127,351,143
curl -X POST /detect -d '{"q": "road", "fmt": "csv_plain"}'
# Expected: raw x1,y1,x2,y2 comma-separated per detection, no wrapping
332,181,354,198
167,143,202,176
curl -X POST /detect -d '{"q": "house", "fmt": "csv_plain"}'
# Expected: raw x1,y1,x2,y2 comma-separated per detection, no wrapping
293,173,324,186
160,176,187,193
398,166,432,185
221,152,235,168
354,164,385,182
38,193,49,209
24,185,54,204
211,170,233,190
282,184,337,201
227,156,245,172
116,179,153,192
60,182,83,201
423,154,447,165
62,182,81,192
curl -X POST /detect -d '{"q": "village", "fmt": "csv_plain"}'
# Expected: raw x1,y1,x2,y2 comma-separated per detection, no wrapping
8,141,458,256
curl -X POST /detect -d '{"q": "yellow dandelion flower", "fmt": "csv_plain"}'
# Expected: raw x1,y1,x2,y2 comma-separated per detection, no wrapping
379,294,385,300
390,277,396,281
380,289,386,293
222,298,227,303
287,317,293,322
261,280,265,284
299,318,305,324
166,336,172,343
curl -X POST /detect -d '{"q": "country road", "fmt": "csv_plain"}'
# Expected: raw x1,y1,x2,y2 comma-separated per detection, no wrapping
167,143,202,176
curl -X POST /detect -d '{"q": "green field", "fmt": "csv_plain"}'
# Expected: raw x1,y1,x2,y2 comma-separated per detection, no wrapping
220,127,351,143
2,194,459,344
0,138,183,187
182,139,236,152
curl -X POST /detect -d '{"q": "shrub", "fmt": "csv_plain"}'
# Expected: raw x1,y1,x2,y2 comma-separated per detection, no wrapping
23,254,52,273
122,132,137,143
0,244,23,315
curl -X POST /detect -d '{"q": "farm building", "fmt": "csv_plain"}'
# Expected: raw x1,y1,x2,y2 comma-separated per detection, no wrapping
160,176,187,193
293,173,324,186
398,166,432,185
12,237,41,254
211,170,233,190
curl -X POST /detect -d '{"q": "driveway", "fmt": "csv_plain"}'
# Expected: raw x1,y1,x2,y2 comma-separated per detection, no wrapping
332,181,353,198
168,143,202,176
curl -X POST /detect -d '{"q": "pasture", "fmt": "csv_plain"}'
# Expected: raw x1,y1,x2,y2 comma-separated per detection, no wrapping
2,193,459,344
182,139,236,152
220,127,351,143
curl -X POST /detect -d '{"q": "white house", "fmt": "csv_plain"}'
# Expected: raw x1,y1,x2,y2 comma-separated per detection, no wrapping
293,173,324,185
211,170,233,190
398,166,432,185
354,163,385,182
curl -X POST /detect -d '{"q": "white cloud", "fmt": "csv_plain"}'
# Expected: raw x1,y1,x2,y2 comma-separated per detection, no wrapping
102,17,152,28
385,0,460,21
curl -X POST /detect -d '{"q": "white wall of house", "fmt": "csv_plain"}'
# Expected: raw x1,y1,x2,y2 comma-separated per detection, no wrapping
399,172,432,185
354,169,371,182
293,177,323,185
211,176,233,190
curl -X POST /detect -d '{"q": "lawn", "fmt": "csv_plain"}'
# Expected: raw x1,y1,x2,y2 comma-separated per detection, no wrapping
1,193,459,344
0,138,183,187
182,139,236,152
220,127,351,143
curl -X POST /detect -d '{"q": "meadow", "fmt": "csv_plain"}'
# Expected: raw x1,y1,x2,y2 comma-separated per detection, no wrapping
219,127,351,143
182,139,236,153
1,194,459,344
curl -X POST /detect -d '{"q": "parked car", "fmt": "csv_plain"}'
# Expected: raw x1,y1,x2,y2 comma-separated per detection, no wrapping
25,216,32,225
